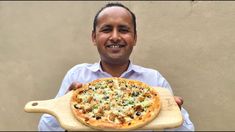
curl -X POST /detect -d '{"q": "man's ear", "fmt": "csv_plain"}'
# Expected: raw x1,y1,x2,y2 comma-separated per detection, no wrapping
133,33,137,46
91,31,96,46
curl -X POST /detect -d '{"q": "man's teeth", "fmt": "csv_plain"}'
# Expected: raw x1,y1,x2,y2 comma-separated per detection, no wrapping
108,45,123,48
111,45,119,48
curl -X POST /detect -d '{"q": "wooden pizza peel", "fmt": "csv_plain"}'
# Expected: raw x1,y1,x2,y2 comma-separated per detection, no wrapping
24,87,183,131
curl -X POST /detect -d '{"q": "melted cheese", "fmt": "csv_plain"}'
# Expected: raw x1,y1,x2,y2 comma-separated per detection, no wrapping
74,78,155,124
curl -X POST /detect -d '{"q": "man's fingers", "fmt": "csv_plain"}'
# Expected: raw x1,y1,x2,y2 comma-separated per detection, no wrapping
174,96,184,109
68,82,83,91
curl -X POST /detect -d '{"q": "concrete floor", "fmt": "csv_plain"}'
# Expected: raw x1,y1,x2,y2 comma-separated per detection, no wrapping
0,1,235,130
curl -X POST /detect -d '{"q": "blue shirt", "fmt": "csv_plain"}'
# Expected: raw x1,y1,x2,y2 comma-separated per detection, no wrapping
38,62,194,131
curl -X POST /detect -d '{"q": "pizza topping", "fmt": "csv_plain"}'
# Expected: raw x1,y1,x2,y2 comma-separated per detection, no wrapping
96,116,101,120
76,97,83,103
138,96,145,102
131,91,139,97
109,112,117,121
103,104,110,110
87,96,93,103
136,111,141,116
134,105,144,112
74,104,79,109
94,108,104,117
71,78,161,130
117,115,126,124
80,108,86,114
85,107,92,113
143,92,151,98
141,100,152,108
103,95,109,100
124,109,134,117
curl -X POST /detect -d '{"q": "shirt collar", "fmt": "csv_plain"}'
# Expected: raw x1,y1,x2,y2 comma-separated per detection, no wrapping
126,61,144,74
87,60,144,74
86,61,101,72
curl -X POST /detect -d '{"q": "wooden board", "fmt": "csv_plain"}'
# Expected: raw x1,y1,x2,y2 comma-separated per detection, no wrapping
24,87,183,131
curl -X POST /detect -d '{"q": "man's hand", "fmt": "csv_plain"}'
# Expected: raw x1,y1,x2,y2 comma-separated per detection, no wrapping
66,82,83,94
174,96,184,110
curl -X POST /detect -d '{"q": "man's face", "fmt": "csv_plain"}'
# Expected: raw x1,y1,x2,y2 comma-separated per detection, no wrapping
92,7,137,65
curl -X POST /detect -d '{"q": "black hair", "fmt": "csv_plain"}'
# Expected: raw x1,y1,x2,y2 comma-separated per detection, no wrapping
92,2,137,35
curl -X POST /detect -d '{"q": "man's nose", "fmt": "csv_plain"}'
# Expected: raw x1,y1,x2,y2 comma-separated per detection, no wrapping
110,30,120,42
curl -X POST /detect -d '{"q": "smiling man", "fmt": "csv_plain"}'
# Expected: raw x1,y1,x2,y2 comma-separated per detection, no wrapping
92,5,137,77
38,2,194,131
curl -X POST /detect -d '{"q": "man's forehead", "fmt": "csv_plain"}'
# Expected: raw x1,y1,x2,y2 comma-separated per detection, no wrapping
97,6,132,22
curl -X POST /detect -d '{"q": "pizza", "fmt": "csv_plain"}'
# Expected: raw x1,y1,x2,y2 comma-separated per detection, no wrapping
70,77,161,130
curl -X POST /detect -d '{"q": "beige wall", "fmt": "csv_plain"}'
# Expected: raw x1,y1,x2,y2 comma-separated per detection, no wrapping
0,1,234,130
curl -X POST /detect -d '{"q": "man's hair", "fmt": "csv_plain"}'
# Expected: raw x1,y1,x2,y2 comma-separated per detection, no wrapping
92,2,137,34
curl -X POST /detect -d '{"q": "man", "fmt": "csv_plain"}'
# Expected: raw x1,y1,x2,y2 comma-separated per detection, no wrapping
38,2,194,131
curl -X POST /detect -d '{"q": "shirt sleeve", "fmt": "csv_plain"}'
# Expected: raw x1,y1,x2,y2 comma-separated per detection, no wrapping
38,114,65,131
55,69,75,98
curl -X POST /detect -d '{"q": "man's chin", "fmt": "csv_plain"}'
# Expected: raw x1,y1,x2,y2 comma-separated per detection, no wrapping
104,58,129,65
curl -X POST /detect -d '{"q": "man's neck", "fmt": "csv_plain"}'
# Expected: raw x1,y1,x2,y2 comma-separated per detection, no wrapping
100,60,130,77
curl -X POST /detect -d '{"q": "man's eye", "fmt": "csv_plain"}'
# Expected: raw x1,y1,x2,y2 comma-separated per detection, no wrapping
101,28,111,33
119,29,129,33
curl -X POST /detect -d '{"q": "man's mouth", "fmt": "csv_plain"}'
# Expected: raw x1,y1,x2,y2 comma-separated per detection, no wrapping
106,44,125,48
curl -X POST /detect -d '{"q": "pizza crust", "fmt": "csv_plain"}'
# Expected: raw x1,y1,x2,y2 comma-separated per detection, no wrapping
70,78,161,130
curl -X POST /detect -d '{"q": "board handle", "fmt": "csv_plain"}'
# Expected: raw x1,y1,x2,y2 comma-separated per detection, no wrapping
24,99,55,115
24,91,73,115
